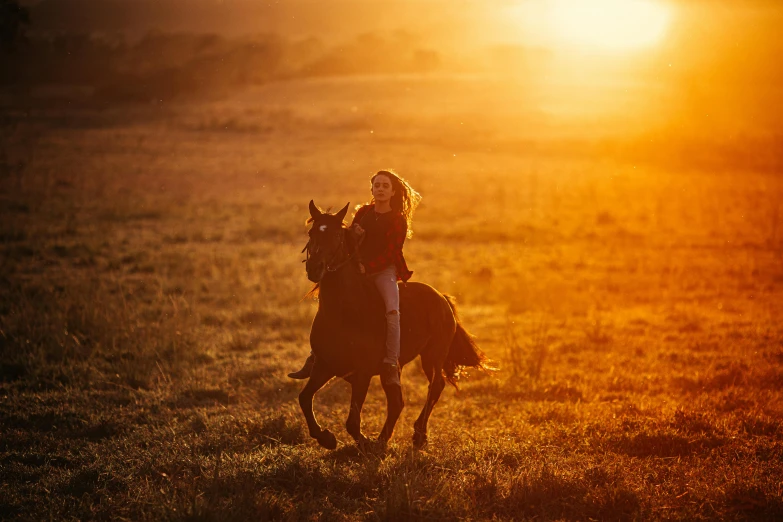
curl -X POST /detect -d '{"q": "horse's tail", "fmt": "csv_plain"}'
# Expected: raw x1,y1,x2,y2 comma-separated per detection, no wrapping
442,295,496,388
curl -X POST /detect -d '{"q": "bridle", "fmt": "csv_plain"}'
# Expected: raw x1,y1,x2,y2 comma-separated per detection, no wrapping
302,226,356,274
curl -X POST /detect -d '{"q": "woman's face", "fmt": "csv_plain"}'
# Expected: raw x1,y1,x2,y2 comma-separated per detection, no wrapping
371,174,396,203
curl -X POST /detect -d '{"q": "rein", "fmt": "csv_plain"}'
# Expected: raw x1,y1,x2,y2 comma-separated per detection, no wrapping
302,228,357,274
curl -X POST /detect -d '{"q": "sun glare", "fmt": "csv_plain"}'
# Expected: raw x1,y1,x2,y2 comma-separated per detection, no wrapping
547,0,670,51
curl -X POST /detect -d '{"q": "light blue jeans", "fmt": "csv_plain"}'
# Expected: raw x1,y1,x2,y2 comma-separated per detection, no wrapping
369,265,400,365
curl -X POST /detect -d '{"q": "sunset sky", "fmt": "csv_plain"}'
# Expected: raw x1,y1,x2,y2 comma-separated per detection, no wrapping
18,0,783,134
25,0,782,46
24,0,783,74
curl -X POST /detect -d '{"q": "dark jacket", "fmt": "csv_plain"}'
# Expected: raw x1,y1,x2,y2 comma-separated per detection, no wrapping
351,204,413,282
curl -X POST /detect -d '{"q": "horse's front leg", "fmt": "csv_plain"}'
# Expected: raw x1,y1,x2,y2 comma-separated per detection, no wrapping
298,358,338,449
346,372,372,448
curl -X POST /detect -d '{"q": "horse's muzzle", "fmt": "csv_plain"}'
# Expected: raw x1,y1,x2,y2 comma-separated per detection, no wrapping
306,261,325,283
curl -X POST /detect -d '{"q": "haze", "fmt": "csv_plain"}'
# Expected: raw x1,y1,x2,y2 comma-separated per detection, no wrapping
22,0,783,137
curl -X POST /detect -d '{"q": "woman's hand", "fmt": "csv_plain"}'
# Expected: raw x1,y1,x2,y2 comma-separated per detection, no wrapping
351,223,366,245
358,263,366,274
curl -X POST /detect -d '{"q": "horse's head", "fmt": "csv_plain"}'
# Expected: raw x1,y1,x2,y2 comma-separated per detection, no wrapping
304,200,351,283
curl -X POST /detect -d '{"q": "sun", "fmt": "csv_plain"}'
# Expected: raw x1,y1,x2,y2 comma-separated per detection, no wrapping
546,0,671,52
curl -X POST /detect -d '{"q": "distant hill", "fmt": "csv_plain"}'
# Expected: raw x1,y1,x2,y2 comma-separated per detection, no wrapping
26,0,481,45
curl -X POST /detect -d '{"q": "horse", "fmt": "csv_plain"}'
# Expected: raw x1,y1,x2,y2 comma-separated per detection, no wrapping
299,200,491,449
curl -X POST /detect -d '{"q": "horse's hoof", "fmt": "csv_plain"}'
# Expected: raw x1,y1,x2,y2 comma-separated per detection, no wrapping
376,434,389,448
317,429,338,450
412,431,428,450
356,434,372,451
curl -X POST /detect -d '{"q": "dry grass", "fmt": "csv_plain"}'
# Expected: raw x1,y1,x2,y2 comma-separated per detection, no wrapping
2,75,783,520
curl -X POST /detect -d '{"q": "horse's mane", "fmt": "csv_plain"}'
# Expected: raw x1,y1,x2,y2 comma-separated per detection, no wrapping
303,283,320,301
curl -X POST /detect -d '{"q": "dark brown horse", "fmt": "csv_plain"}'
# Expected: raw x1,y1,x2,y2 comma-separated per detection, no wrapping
300,201,491,449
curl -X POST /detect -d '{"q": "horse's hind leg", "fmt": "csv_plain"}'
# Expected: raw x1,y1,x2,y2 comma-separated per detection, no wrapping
378,376,405,444
413,352,447,449
298,358,338,449
346,372,372,447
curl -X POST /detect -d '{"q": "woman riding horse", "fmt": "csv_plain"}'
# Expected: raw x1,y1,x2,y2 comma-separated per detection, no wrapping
289,169,421,390
295,170,491,449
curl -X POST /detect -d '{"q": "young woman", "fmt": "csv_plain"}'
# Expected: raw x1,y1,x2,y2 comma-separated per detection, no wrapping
289,170,421,388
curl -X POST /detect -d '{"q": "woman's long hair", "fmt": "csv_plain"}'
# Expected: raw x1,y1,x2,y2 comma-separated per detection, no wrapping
370,169,421,238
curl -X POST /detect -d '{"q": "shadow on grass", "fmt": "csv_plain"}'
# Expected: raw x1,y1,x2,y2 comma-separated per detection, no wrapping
0,409,128,441
493,468,641,522
723,484,783,521
172,388,238,408
604,410,728,458
323,440,389,464
607,430,725,458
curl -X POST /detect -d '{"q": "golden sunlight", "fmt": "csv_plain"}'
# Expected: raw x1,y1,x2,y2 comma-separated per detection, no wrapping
546,0,671,51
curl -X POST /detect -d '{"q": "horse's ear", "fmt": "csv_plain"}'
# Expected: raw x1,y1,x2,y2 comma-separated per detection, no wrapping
309,200,322,220
335,202,350,223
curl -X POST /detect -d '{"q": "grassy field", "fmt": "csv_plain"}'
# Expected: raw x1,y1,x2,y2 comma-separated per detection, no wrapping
2,75,783,520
